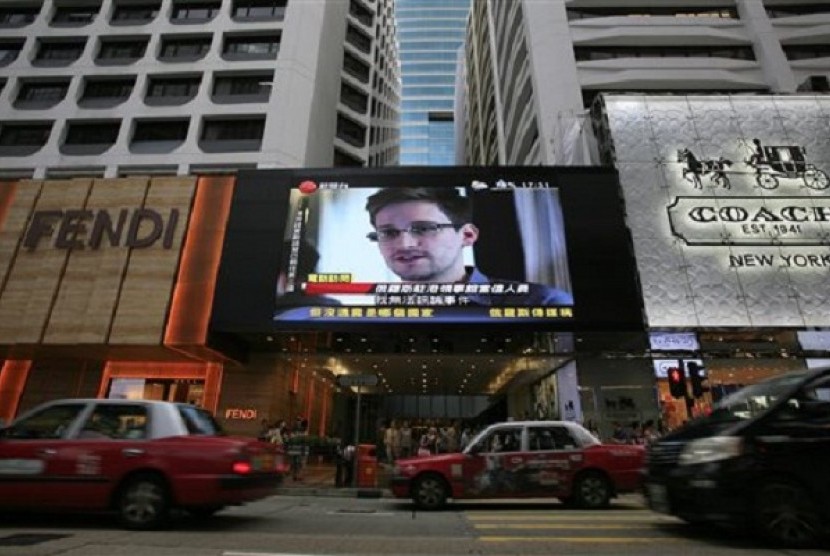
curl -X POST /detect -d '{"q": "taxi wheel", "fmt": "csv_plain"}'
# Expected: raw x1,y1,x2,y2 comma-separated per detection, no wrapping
117,474,170,530
412,474,448,511
573,472,611,509
755,481,821,548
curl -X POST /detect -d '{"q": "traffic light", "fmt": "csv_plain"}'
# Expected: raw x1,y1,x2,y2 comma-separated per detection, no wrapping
668,366,687,399
687,361,708,398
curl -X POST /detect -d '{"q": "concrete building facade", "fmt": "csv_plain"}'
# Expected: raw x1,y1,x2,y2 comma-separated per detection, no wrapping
458,0,830,433
459,0,830,165
0,0,400,179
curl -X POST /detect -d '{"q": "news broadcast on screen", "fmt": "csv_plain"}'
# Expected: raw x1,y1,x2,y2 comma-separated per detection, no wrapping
210,167,643,333
273,180,574,323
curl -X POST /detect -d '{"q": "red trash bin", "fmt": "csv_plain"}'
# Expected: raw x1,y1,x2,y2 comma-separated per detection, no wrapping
356,444,377,488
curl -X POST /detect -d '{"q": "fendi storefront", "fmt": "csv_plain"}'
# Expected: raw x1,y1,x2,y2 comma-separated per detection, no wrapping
0,176,335,437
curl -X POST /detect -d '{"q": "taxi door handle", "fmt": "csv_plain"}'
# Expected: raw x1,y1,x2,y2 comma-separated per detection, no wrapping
38,448,57,457
122,448,145,458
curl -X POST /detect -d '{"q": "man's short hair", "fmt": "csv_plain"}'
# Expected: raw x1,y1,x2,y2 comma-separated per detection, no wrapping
365,187,472,227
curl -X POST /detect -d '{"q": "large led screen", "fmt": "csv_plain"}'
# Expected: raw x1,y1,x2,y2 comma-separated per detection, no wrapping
210,167,643,332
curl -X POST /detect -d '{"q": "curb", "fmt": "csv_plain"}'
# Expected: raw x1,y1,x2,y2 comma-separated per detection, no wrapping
275,487,389,498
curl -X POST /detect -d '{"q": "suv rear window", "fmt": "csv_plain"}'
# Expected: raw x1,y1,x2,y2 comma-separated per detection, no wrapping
177,405,225,436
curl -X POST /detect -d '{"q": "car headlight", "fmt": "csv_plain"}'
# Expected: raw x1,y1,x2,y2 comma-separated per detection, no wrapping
679,436,743,466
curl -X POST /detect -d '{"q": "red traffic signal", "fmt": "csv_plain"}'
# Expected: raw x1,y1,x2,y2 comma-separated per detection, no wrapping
668,366,687,398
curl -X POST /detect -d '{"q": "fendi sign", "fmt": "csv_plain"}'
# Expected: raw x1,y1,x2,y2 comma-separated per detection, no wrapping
23,208,180,251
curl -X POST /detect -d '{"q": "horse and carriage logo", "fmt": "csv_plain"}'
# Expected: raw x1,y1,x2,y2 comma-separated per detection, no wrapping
677,139,829,191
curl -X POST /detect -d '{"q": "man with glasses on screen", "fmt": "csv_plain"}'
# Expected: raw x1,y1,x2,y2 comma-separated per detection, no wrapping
365,187,573,306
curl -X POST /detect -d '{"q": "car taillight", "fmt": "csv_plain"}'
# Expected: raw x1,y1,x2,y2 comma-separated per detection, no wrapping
232,461,252,474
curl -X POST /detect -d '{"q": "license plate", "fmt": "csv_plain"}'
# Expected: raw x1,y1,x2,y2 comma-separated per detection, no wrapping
252,454,274,471
647,483,669,514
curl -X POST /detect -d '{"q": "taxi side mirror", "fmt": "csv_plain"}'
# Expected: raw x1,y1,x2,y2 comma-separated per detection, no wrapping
466,443,482,455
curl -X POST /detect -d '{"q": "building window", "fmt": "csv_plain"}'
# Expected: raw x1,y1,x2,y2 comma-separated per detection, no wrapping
340,82,368,114
15,80,71,106
147,76,200,98
0,122,52,146
145,76,201,104
64,121,120,145
132,119,189,142
97,38,148,61
80,77,136,105
349,0,373,27
566,7,738,20
34,39,87,64
0,40,25,66
767,4,830,18
201,117,265,141
222,34,281,58
170,1,220,22
346,23,371,54
333,147,364,167
111,3,160,24
159,36,212,60
336,113,366,147
0,6,39,26
343,50,370,83
52,5,99,25
232,0,287,21
211,73,273,102
573,45,756,62
783,44,830,61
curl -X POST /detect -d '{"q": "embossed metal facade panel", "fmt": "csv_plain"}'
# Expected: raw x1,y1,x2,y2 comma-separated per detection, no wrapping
600,95,830,327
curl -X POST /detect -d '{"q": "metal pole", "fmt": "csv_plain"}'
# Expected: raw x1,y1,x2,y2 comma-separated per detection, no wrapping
352,385,361,487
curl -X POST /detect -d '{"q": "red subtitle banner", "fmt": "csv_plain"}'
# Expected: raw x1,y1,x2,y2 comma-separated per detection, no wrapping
304,282,375,295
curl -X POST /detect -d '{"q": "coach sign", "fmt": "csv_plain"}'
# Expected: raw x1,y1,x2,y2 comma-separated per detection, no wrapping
23,208,180,251
598,94,830,328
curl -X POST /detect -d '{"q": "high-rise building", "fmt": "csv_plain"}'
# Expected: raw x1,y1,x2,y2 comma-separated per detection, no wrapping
460,0,830,165
0,0,399,179
459,0,830,433
396,0,470,165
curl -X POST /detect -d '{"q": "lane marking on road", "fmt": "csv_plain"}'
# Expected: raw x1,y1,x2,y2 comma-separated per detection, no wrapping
479,536,679,543
465,514,677,522
224,552,329,556
325,510,395,516
465,509,657,515
473,523,651,530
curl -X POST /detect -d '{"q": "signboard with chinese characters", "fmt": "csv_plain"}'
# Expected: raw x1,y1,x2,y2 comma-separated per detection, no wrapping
599,94,830,327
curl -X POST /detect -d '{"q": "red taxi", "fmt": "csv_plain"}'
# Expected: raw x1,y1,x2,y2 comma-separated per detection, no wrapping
0,399,288,529
391,421,644,510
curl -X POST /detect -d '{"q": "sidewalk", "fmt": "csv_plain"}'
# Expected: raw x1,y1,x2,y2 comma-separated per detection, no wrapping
274,461,393,498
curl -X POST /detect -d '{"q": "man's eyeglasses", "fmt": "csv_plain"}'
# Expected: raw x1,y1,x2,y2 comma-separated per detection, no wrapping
367,222,457,243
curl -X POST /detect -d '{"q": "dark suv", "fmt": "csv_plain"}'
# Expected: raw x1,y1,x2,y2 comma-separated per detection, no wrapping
644,366,830,548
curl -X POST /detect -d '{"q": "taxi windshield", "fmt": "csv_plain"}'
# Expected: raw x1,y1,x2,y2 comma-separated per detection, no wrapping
178,405,225,436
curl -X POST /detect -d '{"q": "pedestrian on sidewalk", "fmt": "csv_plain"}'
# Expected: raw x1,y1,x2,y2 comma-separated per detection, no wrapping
290,414,309,481
335,439,354,487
